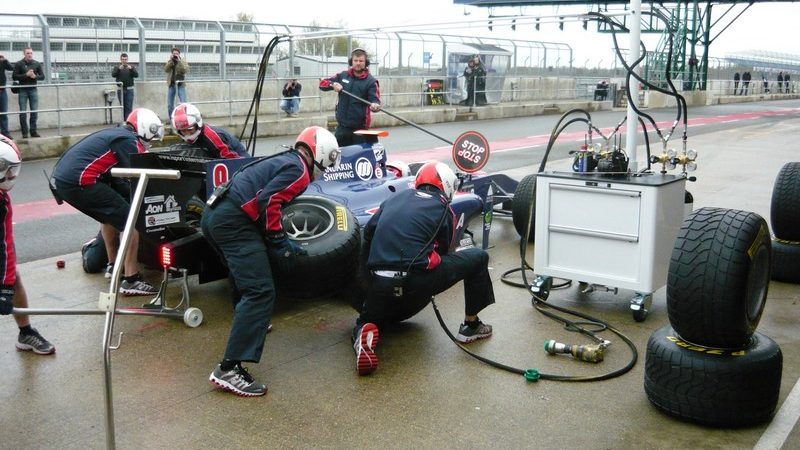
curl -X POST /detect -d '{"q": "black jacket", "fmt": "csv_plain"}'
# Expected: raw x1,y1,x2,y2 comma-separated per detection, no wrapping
364,188,455,272
0,58,13,90
111,64,138,88
320,68,380,129
12,58,44,86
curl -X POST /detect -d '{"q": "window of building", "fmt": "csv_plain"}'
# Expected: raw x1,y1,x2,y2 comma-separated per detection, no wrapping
50,42,64,51
99,43,114,52
83,43,96,51
30,42,43,51
146,44,159,52
129,43,139,52
294,66,301,76
66,43,82,51
78,18,92,27
63,17,78,27
12,42,27,51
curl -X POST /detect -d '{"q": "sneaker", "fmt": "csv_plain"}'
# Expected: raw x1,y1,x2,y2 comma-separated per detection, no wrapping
289,113,299,118
120,274,158,296
30,131,41,138
104,263,114,279
16,328,56,355
209,364,267,397
456,320,493,344
353,322,379,376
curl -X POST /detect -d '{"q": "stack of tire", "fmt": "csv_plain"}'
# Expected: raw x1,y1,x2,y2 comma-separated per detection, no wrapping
770,162,800,283
644,207,783,427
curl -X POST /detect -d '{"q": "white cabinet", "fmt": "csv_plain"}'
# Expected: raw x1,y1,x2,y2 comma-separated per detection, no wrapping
534,172,686,295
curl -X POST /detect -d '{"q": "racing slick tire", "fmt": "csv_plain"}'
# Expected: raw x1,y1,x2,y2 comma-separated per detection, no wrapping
770,162,800,241
512,174,537,242
275,196,361,299
644,325,782,428
771,238,800,283
667,207,771,349
81,231,108,274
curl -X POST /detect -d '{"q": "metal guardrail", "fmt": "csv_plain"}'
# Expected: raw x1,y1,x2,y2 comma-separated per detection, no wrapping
1,75,796,137
1,80,122,134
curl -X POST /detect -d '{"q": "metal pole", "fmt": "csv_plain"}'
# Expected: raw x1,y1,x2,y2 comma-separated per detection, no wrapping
625,0,642,172
102,167,180,449
337,88,453,145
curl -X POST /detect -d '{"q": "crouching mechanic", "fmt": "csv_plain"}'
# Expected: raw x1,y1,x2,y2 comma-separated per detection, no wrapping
0,136,55,354
52,108,164,295
202,126,340,397
171,103,248,159
353,161,495,376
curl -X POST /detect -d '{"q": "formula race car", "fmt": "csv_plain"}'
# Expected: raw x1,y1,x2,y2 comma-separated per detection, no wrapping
82,130,534,321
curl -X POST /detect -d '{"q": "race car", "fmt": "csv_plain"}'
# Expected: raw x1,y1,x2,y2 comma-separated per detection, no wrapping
82,131,535,317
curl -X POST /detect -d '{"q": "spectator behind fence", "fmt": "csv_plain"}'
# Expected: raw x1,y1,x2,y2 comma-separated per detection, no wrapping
12,48,44,139
733,72,740,95
111,53,138,121
785,73,791,93
777,72,784,94
0,54,13,139
164,47,188,120
763,75,769,94
280,79,302,117
740,71,751,95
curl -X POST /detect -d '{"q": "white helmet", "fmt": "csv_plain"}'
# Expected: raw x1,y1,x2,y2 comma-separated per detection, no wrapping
126,108,164,143
414,161,458,200
171,103,203,143
386,160,411,178
0,136,22,191
295,126,341,172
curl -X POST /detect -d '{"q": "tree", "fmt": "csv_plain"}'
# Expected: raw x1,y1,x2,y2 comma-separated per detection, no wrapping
235,12,254,23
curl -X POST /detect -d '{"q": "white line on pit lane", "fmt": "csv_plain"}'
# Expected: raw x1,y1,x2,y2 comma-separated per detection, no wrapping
689,123,707,127
754,378,800,450
721,119,740,123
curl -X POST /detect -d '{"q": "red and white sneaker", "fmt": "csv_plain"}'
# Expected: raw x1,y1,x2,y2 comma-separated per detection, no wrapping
354,323,379,376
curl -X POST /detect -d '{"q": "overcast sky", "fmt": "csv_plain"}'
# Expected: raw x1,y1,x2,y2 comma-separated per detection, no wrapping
4,1,798,68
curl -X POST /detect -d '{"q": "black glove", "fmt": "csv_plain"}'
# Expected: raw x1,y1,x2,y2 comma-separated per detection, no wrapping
267,234,307,273
0,285,15,315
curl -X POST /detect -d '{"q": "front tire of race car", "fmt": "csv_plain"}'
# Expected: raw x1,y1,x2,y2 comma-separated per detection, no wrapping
274,196,361,299
644,325,782,427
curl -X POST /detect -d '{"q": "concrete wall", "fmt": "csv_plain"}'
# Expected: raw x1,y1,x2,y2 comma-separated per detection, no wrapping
1,75,581,132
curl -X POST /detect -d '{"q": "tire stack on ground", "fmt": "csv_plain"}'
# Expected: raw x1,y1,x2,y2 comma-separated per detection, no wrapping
770,162,800,283
644,207,783,427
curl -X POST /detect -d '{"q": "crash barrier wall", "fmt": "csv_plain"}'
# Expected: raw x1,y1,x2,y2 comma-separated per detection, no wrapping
2,76,797,136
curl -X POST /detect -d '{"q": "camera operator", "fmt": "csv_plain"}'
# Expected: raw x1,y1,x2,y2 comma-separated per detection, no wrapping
280,79,302,117
164,47,188,120
111,53,138,121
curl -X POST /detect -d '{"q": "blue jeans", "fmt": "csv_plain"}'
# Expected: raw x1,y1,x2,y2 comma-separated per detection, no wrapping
117,88,134,122
167,83,187,119
280,97,300,114
18,86,38,135
0,89,8,137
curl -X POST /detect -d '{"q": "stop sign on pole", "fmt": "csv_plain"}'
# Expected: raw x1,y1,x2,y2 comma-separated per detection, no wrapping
452,131,490,173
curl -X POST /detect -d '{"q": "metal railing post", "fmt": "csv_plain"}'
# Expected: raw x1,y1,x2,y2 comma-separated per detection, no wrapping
56,84,62,135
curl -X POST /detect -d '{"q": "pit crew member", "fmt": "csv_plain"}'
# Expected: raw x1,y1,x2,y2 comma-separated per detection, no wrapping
202,126,341,397
171,103,248,159
353,161,496,376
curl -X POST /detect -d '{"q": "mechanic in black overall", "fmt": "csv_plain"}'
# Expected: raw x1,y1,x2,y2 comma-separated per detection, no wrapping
171,102,248,159
352,161,496,376
202,126,341,397
319,48,381,147
52,108,164,296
